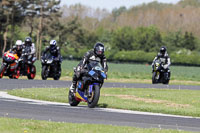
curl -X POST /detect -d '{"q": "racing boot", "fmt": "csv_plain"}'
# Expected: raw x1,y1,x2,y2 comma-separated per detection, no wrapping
70,82,76,93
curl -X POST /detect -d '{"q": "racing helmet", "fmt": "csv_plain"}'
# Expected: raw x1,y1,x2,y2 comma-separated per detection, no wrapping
160,46,167,56
15,40,23,51
50,40,57,50
94,42,105,56
24,37,32,46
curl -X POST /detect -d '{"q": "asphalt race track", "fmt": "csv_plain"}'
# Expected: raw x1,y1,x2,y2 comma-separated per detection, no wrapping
0,79,200,132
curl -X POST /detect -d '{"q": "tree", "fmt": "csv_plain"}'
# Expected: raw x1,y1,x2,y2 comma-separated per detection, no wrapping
112,6,127,21
32,0,61,59
133,26,162,52
59,17,86,52
112,26,134,51
182,32,196,51
0,0,27,54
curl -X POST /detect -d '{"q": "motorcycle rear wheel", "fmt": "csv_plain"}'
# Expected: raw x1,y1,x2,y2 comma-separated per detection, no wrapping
68,90,80,106
163,79,169,85
87,85,100,108
53,67,61,80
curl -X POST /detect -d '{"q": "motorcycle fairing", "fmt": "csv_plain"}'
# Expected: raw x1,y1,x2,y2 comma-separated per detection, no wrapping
75,89,87,102
89,70,95,76
101,72,106,79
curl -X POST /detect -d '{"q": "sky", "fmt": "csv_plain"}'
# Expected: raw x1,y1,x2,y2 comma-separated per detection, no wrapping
61,0,181,11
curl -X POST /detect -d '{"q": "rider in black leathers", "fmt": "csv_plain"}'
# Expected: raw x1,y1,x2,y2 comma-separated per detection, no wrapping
70,42,108,92
41,40,62,71
152,46,171,79
22,37,36,63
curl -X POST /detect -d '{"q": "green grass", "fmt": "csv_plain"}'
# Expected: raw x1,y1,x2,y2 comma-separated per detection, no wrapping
34,60,200,82
1,59,200,84
0,117,192,133
7,87,200,117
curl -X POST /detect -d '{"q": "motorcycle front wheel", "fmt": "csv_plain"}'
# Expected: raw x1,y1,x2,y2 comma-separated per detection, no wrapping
152,72,157,84
27,65,36,80
41,65,48,80
0,65,6,78
87,85,100,108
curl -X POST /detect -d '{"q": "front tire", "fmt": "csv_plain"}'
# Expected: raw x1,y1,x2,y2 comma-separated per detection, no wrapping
87,85,100,108
27,65,36,80
68,90,80,106
41,65,48,80
0,65,6,78
152,72,157,84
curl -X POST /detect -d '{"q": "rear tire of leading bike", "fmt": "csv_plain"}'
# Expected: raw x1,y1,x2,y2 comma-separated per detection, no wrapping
53,67,61,80
0,65,6,79
68,90,80,106
53,73,60,80
41,65,48,80
163,79,169,85
87,85,100,108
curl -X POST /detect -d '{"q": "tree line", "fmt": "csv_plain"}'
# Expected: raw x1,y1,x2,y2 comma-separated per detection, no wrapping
1,0,200,65
0,0,61,59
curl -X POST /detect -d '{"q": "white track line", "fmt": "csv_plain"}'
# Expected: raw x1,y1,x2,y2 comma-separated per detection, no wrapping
0,91,199,119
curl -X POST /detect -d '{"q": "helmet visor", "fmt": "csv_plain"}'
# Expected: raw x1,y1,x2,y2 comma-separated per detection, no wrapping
17,45,22,50
50,45,56,50
96,46,104,55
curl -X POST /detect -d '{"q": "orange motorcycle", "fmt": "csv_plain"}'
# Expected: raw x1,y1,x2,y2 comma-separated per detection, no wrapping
0,50,20,79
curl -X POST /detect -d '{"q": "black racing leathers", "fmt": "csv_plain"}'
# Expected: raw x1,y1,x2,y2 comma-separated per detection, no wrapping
72,49,108,85
42,46,61,60
42,46,62,69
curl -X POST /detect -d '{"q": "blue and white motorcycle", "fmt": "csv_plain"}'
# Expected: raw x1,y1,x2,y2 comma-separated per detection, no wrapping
68,61,107,108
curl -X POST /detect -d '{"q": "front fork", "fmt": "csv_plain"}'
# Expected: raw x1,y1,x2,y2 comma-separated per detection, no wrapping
87,83,100,97
88,84,93,97
156,71,160,79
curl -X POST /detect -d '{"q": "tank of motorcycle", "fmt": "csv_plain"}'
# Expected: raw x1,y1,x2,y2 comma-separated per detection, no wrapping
3,54,17,63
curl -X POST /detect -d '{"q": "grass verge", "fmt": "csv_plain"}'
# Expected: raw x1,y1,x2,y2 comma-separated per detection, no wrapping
7,87,200,117
1,60,200,85
0,117,192,133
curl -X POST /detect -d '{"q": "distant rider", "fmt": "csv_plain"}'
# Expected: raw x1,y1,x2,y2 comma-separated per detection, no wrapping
22,37,36,63
11,40,23,70
41,40,62,71
152,46,171,79
70,42,108,92
12,40,23,58
20,37,36,72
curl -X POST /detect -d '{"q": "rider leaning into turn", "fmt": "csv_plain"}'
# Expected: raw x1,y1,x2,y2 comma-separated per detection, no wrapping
41,40,62,70
152,46,171,78
70,42,108,92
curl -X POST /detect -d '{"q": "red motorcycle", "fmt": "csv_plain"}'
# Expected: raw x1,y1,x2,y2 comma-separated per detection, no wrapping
0,50,20,79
